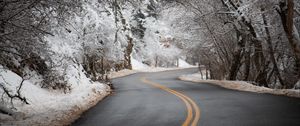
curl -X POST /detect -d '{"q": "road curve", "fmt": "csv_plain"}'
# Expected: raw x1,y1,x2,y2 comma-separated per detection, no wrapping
141,77,200,126
73,68,300,126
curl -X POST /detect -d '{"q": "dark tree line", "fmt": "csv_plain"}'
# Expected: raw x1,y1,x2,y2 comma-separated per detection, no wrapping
177,0,300,89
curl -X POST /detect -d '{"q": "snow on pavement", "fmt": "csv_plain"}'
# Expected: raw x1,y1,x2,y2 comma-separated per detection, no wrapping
179,73,300,98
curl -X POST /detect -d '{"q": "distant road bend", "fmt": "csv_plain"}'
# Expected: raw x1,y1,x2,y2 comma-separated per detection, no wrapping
73,68,300,126
141,77,200,126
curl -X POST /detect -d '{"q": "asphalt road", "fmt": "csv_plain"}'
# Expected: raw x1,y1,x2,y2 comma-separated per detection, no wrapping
73,68,300,126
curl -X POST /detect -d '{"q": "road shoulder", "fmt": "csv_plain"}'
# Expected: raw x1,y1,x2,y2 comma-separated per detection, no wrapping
179,73,300,98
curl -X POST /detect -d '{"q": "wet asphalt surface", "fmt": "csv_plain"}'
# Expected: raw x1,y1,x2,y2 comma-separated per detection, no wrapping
73,68,300,126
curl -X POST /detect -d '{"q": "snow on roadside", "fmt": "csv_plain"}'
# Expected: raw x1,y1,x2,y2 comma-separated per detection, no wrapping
136,67,186,72
0,65,110,126
109,69,139,79
136,60,196,72
108,67,186,79
109,58,197,79
131,58,149,70
132,58,196,72
179,73,300,98
178,59,195,68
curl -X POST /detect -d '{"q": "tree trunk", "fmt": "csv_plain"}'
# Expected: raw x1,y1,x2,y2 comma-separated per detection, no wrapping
124,36,133,70
155,55,158,67
199,65,204,79
277,0,300,87
176,58,179,67
262,8,285,86
228,30,246,80
222,0,267,83
246,22,267,85
100,56,104,79
243,41,251,81
206,66,209,80
208,62,214,79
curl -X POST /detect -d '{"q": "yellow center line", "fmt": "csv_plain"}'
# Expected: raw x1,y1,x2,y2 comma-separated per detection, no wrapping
178,91,201,126
140,77,201,126
152,83,193,126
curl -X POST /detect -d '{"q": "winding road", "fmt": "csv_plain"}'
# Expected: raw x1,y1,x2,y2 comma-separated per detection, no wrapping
73,68,300,126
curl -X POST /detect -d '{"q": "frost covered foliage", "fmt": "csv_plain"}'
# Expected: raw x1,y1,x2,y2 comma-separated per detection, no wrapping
0,0,185,106
136,16,181,66
45,0,130,82
0,0,83,90
0,0,80,76
130,0,183,67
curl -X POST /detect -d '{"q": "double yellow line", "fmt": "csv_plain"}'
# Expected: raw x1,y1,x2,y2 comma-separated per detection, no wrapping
141,77,200,126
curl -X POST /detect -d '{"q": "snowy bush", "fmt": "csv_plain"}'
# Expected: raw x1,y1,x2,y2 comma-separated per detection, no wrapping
41,70,70,93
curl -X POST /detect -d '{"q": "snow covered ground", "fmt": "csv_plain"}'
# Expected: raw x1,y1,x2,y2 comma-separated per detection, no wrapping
0,65,110,126
109,58,196,79
109,69,139,79
131,58,196,72
179,73,300,98
178,59,195,68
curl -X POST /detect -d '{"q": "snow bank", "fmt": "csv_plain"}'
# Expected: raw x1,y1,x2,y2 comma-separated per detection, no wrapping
179,73,300,98
178,59,195,68
135,58,196,72
108,68,183,79
0,65,110,125
131,58,149,70
109,69,139,79
132,58,195,71
109,58,195,79
137,67,185,72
